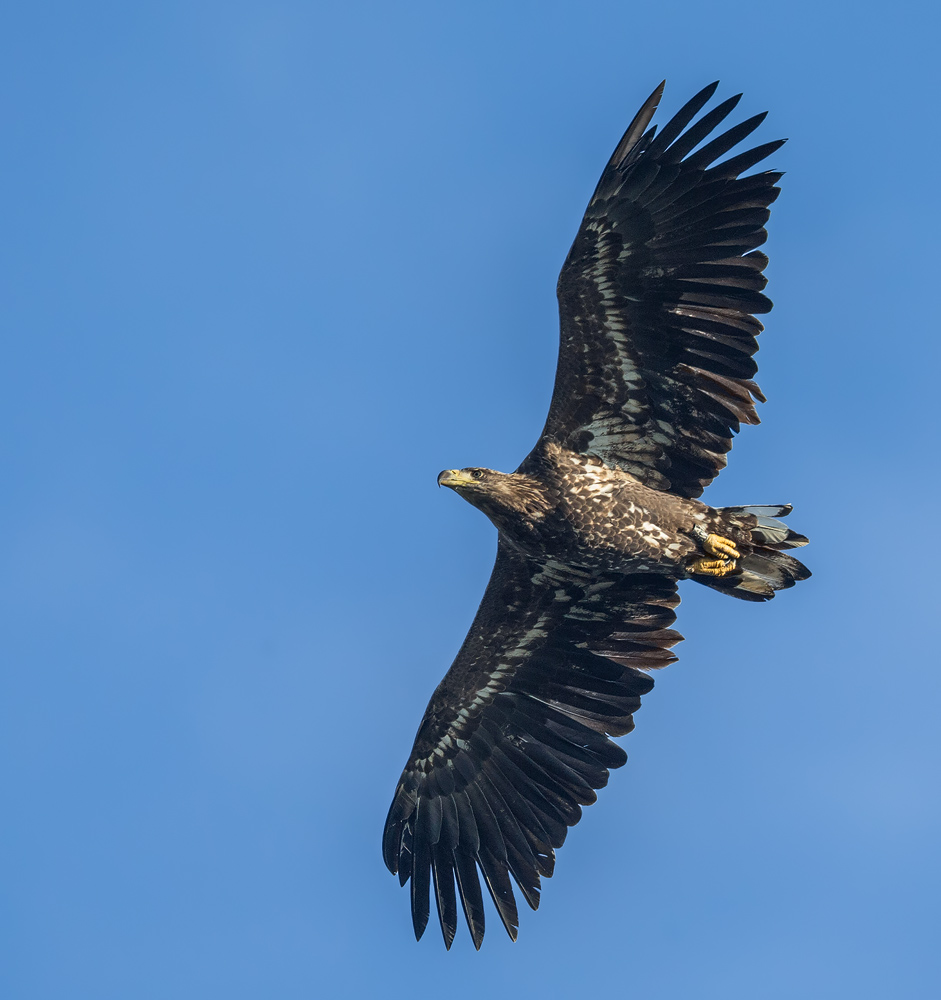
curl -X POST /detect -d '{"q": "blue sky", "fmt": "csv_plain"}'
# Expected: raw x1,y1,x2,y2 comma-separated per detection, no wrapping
2,1,940,997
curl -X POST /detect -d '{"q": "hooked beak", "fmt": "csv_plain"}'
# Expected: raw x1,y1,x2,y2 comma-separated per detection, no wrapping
437,469,473,489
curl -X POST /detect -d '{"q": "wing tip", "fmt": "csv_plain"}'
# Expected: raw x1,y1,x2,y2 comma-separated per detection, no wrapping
611,80,666,168
699,80,720,102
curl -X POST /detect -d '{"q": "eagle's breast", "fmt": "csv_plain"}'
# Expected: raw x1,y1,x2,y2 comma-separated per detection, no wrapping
521,443,701,573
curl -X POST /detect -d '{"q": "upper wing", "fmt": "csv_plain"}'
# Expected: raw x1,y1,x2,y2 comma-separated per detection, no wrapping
534,81,784,498
382,542,681,948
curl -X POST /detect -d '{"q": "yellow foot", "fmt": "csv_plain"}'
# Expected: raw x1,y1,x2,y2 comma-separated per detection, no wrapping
689,557,738,577
704,533,740,560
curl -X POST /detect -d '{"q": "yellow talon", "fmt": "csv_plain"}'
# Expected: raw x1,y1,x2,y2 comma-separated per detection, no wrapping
690,557,738,577
704,533,740,560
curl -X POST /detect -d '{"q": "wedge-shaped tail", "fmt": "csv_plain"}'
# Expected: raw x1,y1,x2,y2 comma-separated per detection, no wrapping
703,504,810,602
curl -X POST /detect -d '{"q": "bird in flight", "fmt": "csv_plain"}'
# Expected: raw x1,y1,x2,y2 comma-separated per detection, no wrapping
383,81,810,949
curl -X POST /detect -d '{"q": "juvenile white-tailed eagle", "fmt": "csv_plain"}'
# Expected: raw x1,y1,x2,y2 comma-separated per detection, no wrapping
383,82,810,948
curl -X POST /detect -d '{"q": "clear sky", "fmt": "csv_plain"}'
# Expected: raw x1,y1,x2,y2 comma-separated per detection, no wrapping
2,1,939,997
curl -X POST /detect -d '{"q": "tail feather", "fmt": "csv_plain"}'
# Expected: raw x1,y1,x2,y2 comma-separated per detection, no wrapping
720,504,808,549
700,504,810,602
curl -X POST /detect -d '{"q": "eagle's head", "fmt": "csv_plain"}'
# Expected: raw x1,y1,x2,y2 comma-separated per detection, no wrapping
437,468,552,528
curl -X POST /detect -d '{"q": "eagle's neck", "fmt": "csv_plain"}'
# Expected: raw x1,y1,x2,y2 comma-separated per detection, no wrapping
470,472,555,536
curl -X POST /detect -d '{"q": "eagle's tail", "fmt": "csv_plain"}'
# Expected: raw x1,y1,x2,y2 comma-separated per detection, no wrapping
701,504,810,602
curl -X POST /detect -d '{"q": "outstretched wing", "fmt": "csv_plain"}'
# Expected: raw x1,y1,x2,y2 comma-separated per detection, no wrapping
382,542,681,948
535,81,784,498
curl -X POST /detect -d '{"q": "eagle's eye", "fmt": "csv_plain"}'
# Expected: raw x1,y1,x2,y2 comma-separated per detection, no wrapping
470,469,484,480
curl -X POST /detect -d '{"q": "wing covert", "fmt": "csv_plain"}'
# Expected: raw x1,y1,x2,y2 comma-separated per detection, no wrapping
382,542,681,948
536,81,784,498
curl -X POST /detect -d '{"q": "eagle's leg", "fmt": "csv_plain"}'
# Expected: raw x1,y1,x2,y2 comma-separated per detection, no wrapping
689,557,738,577
704,533,740,560
687,528,740,576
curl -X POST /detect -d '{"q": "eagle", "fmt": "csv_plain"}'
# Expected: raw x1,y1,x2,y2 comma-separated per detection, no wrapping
382,81,810,949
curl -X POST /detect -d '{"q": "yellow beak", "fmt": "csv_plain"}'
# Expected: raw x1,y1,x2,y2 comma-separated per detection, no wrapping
437,469,474,489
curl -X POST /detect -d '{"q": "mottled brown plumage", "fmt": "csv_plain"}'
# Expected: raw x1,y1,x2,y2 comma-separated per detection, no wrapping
383,81,810,949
